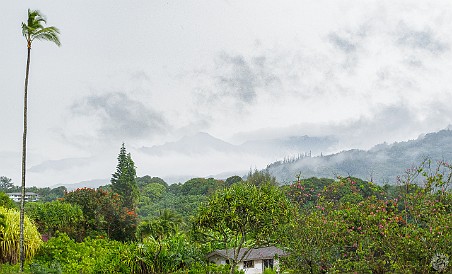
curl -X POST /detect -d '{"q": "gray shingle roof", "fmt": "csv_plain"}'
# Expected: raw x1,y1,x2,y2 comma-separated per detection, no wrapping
207,246,287,261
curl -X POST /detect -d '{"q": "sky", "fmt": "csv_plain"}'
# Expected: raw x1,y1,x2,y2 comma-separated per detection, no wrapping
2,0,452,187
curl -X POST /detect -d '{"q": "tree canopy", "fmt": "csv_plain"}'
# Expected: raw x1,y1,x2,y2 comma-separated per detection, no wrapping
193,182,295,274
0,177,15,192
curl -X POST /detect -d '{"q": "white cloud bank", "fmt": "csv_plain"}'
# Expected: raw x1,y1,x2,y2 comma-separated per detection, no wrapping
1,1,452,186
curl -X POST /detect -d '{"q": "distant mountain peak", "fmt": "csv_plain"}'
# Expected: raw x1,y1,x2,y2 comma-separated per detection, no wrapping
141,132,236,156
51,179,109,191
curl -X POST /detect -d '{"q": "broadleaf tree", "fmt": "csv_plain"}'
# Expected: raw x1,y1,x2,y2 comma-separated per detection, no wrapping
19,9,60,271
64,187,138,241
0,177,15,192
193,182,295,274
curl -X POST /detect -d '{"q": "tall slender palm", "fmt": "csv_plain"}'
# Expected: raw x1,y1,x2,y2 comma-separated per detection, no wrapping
20,9,60,271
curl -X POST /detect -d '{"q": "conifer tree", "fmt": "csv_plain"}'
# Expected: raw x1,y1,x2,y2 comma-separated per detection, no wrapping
111,143,139,209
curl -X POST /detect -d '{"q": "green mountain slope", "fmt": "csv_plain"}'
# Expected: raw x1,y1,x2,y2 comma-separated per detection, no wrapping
266,129,452,184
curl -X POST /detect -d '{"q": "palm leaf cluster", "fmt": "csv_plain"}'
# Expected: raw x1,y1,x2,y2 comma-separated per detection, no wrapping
21,9,60,47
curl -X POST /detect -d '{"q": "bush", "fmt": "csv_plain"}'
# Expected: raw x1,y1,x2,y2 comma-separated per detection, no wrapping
0,192,16,209
0,206,42,264
175,263,243,274
25,201,83,238
32,233,132,273
30,261,62,274
263,268,277,274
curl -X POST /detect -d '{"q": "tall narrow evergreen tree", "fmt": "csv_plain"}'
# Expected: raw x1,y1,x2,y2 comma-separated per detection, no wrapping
20,9,60,271
111,143,139,209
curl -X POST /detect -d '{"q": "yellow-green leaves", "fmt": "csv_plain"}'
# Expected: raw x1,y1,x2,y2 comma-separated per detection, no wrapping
0,206,42,264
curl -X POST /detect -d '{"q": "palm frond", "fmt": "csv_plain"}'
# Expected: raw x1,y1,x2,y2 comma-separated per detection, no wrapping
22,9,60,46
33,26,61,46
27,9,46,26
21,22,29,38
26,10,46,32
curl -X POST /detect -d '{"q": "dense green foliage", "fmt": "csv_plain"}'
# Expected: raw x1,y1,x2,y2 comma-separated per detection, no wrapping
224,175,243,187
245,169,277,186
0,192,16,209
139,191,207,220
1,159,451,273
168,177,225,196
63,188,138,241
0,177,16,193
31,232,213,274
282,161,452,273
137,175,168,189
137,209,181,241
137,175,211,220
32,233,132,273
25,201,83,238
33,186,67,202
0,213,5,232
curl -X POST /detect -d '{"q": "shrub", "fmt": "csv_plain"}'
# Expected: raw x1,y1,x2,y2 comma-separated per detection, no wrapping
0,206,42,264
32,233,133,273
0,192,16,209
263,268,277,274
25,201,83,238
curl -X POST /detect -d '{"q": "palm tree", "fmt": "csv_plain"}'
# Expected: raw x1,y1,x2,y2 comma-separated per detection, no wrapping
20,9,60,271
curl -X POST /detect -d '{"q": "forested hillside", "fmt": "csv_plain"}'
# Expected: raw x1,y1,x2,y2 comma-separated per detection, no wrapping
1,163,451,273
267,129,452,184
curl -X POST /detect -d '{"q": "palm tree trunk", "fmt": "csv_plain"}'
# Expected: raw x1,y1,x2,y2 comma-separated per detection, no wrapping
20,45,31,272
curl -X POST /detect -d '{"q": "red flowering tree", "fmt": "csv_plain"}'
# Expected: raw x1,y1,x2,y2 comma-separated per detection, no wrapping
64,187,137,241
283,171,451,273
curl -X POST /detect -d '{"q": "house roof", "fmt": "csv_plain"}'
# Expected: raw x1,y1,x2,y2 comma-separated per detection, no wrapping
207,246,287,261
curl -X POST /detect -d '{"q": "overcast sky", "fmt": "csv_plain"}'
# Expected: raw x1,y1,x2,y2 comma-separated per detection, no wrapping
2,1,452,187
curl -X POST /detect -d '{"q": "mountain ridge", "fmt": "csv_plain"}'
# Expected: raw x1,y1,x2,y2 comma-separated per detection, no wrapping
141,132,337,158
57,129,452,189
266,129,452,184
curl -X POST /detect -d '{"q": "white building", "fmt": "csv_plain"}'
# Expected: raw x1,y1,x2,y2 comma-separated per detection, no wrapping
7,192,39,202
207,246,286,274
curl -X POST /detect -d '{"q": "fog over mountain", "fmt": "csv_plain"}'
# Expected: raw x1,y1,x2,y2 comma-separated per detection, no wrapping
53,132,338,188
266,129,452,185
141,132,337,158
55,128,452,189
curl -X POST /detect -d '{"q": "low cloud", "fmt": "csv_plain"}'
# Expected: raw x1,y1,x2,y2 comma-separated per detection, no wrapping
129,70,151,82
396,23,448,54
318,104,452,151
201,52,281,107
70,92,168,140
230,103,451,155
28,157,91,173
328,33,357,53
216,53,258,104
